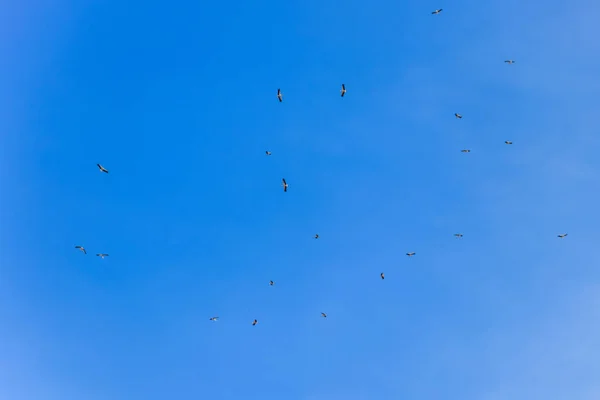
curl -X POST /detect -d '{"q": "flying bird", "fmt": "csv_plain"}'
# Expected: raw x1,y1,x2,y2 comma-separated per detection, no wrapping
314,234,319,239
269,280,274,286
277,88,283,102
432,8,443,14
96,253,109,259
75,245,87,254
504,60,515,64
454,233,463,238
505,141,513,144
265,151,272,155
461,149,471,153
252,319,258,326
340,84,346,97
406,252,416,257
209,317,219,321
321,312,327,318
97,164,109,173
558,233,568,238
282,178,288,192
455,113,462,119
380,272,385,280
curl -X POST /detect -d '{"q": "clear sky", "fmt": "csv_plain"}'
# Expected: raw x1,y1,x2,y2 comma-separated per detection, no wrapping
1,0,600,399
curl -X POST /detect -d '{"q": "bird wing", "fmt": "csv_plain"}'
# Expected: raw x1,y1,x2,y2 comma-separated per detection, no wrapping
282,178,286,185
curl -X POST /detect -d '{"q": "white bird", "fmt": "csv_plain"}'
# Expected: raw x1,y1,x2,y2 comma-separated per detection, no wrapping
455,113,462,119
558,233,568,238
277,88,283,102
96,253,109,259
461,149,471,153
252,319,258,326
432,8,443,14
75,245,87,254
406,252,416,257
209,317,219,321
504,60,515,64
340,84,346,97
97,164,109,173
505,141,513,144
454,233,463,238
321,312,327,318
282,178,288,192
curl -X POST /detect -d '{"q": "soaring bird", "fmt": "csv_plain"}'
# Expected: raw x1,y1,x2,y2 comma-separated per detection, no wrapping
97,164,109,173
321,312,327,318
340,84,346,97
269,280,274,286
558,233,568,238
406,252,416,257
252,319,258,326
455,113,462,119
505,141,513,144
277,88,283,102
75,245,87,254
314,234,319,239
96,253,109,259
432,9,443,14
380,272,385,280
282,178,288,192
504,60,515,64
454,233,463,238
265,151,272,155
461,149,471,153
209,317,219,321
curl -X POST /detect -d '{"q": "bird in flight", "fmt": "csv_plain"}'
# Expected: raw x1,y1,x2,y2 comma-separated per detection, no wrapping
455,113,462,119
282,178,288,192
75,245,87,254
265,151,272,155
277,88,283,102
97,164,109,173
557,233,568,238
432,9,443,14
321,312,327,318
380,272,385,280
505,141,513,145
406,252,416,257
314,234,319,239
269,280,274,286
96,253,109,259
504,60,515,64
454,233,463,238
252,319,258,326
340,84,346,97
461,149,471,153
209,317,219,321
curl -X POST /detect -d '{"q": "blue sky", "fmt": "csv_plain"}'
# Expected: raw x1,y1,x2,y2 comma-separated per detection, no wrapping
1,0,600,399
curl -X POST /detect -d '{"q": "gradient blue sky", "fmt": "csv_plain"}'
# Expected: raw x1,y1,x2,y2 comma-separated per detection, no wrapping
2,1,600,399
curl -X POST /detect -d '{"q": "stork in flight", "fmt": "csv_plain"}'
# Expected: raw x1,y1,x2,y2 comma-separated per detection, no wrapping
454,233,463,238
432,9,443,14
265,151,272,155
380,272,385,280
505,60,515,64
277,88,283,102
96,253,109,259
505,141,513,145
557,233,568,238
314,234,319,239
252,319,258,326
75,245,87,254
269,280,274,286
406,252,416,257
461,149,471,153
97,164,109,173
455,113,462,119
321,312,327,318
282,178,288,192
340,84,346,97
209,317,219,321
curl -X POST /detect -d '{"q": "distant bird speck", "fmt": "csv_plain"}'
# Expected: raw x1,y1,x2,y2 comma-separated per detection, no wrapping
505,141,513,145
75,245,87,254
314,234,319,239
96,253,109,259
406,252,416,257
321,312,327,318
432,8,443,14
269,280,274,286
265,151,272,155
454,233,463,238
252,319,258,326
504,60,515,64
461,149,471,153
97,164,109,173
209,317,219,321
558,233,568,238
282,178,288,192
455,113,462,119
277,88,283,102
380,272,385,280
340,84,346,97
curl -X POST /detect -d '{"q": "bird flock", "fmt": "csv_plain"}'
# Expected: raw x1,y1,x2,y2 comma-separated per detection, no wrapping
73,9,569,328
